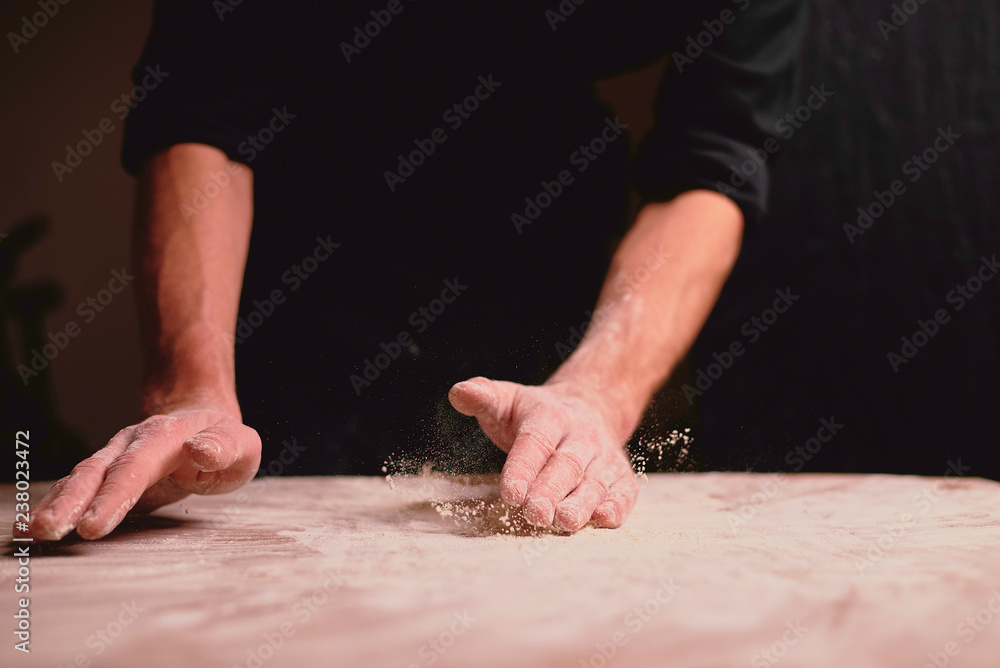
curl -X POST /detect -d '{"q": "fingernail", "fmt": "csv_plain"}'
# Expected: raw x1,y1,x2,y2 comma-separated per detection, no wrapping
48,520,77,541
524,498,553,527
502,478,528,505
555,504,584,531
186,435,223,472
76,509,96,530
594,504,618,527
29,511,63,541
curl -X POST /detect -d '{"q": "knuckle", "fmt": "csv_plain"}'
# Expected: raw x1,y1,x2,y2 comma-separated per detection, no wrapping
71,455,108,477
110,425,134,441
105,449,144,478
143,414,174,429
133,414,176,438
504,460,531,478
42,476,72,498
529,479,561,500
518,430,556,455
588,475,611,499
553,450,587,482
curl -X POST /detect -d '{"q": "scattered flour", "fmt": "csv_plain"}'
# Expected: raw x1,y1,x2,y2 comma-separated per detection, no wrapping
630,428,694,480
382,426,695,536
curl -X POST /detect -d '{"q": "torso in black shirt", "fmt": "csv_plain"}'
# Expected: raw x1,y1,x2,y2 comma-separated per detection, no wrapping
122,0,805,474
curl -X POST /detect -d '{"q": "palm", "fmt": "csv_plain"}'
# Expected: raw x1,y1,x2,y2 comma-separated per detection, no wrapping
449,377,639,532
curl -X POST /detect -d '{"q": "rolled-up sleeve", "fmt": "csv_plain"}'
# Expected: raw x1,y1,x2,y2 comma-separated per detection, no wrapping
631,0,808,227
121,1,264,175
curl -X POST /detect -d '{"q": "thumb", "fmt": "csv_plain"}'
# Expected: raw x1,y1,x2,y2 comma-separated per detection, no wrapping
449,376,502,416
448,377,516,448
183,421,242,472
177,418,262,494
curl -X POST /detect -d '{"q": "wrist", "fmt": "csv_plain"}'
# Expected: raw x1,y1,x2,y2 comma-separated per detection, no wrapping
545,367,648,445
141,324,240,418
141,384,241,420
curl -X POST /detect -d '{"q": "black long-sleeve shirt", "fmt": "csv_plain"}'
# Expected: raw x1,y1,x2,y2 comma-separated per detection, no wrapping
121,0,807,474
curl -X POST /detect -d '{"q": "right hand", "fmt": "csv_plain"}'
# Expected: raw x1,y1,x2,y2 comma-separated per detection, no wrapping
24,403,261,541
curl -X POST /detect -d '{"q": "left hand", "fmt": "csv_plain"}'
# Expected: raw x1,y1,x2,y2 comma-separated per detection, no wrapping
448,376,639,532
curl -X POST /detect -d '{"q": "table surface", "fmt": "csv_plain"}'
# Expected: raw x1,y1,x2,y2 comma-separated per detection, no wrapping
2,472,999,668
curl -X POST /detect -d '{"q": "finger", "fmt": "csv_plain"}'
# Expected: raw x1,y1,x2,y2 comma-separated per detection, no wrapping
29,430,132,540
499,414,565,507
76,422,191,540
131,477,191,514
522,436,598,527
182,419,243,472
26,477,75,539
554,468,614,533
173,420,262,495
448,377,516,448
592,468,640,529
448,376,498,416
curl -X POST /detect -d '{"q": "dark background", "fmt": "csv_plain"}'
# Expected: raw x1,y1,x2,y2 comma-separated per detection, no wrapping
2,0,997,481
688,0,1000,480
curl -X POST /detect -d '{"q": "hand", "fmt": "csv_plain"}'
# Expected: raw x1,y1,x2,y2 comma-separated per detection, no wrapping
24,402,261,540
448,376,639,532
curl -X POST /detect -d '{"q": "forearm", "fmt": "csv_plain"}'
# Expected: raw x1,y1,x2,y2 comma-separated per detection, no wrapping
132,143,254,417
550,189,744,439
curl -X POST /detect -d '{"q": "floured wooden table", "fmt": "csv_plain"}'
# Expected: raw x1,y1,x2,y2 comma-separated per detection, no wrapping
3,473,999,668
